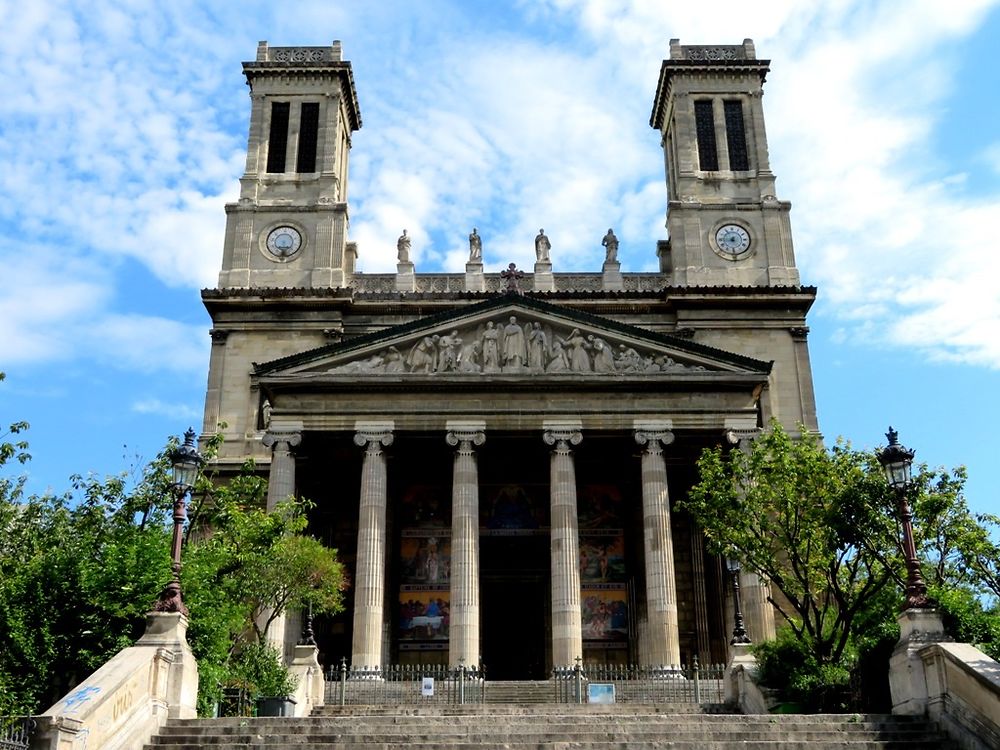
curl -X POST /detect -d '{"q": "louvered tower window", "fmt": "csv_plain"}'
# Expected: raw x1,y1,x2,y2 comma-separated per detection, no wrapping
266,102,290,173
296,102,320,173
724,100,749,171
694,100,719,171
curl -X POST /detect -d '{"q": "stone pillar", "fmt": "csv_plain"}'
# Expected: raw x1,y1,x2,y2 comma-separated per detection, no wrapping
634,421,681,667
725,419,775,643
261,427,302,657
263,428,302,512
601,260,623,291
351,422,394,669
465,261,485,292
543,420,583,667
396,261,416,292
446,421,486,668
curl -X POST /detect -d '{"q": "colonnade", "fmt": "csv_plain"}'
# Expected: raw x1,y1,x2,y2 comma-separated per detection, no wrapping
263,419,768,669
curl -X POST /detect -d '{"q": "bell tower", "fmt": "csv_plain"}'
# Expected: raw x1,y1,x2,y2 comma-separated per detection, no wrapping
218,41,362,289
650,39,799,287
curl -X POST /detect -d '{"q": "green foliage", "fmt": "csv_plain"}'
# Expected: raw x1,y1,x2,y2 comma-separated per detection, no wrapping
181,460,346,715
681,422,897,666
683,420,998,711
0,385,345,716
228,643,299,698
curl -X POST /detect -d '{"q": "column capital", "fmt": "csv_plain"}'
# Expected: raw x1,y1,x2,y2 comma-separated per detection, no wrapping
725,418,759,450
634,419,675,453
543,420,583,453
446,420,486,452
353,421,394,451
262,429,302,450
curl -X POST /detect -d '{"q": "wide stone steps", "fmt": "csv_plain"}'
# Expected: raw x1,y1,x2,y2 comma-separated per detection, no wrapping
145,706,955,749
483,679,557,703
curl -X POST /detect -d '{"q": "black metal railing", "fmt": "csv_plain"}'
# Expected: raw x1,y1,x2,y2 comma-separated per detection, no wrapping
0,717,34,750
324,660,485,706
552,659,726,704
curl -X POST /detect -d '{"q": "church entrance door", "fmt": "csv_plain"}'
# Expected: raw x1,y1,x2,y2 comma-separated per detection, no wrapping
480,535,548,679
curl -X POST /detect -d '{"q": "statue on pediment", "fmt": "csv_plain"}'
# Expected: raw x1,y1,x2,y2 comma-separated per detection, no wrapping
602,228,618,263
385,346,405,373
437,330,461,372
458,338,481,372
469,228,482,261
535,229,551,262
397,229,411,263
546,339,569,372
589,335,615,373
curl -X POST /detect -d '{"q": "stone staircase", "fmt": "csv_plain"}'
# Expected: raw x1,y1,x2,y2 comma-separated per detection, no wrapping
146,704,956,748
483,680,556,703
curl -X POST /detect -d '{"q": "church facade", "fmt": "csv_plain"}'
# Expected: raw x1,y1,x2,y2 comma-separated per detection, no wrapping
199,39,818,679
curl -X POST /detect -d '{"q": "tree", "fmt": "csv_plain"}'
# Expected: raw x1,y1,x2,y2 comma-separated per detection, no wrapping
681,423,899,668
0,388,346,716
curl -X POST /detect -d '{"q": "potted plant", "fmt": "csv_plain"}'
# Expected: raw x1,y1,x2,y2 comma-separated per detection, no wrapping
232,643,299,717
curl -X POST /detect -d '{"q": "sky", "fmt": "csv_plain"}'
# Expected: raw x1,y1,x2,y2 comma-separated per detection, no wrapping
0,0,998,515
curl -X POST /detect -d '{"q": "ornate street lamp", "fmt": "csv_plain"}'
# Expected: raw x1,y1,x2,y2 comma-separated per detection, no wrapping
153,428,204,615
726,557,751,645
876,427,930,609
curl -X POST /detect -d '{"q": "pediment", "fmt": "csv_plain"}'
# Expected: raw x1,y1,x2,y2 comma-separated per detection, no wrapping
254,296,770,380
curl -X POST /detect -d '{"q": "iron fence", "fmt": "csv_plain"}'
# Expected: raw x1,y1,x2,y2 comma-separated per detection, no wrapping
324,660,485,706
552,659,726,704
0,717,34,750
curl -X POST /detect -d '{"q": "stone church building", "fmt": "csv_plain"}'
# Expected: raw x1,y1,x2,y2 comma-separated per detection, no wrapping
199,39,818,680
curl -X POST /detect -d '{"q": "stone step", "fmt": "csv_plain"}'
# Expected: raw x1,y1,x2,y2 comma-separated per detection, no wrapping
146,710,954,749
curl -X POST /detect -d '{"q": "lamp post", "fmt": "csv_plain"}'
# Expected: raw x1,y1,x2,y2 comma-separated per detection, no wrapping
153,428,204,615
726,557,751,645
876,427,930,610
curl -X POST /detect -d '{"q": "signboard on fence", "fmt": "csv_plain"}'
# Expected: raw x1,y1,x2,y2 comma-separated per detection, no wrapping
588,683,615,704
421,677,434,697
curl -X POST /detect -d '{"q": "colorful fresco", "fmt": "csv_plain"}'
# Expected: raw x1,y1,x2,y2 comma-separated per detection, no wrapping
400,533,451,585
581,589,628,641
579,532,626,583
578,484,623,529
399,591,450,641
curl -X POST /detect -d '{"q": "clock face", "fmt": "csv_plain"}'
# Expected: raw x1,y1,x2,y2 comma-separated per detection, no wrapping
265,226,302,259
715,224,751,256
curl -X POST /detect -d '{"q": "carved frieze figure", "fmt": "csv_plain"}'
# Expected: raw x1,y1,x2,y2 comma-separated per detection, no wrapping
546,339,569,372
602,228,618,263
562,328,592,372
437,331,461,372
384,346,405,373
406,336,437,372
397,229,411,263
458,339,481,372
482,321,501,373
527,322,548,371
469,228,482,261
534,229,551,262
322,317,702,377
502,316,528,370
589,335,615,373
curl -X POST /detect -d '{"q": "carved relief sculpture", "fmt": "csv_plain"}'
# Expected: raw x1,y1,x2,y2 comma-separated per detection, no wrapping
325,316,708,377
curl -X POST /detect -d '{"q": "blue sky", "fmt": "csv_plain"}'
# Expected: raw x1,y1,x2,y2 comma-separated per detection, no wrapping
1,0,998,515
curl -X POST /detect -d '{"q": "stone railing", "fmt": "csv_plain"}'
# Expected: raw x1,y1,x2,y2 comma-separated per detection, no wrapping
348,273,667,295
31,613,197,750
918,642,1000,750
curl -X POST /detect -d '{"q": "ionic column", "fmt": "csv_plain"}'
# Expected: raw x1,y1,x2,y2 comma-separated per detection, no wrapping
262,428,302,512
261,427,302,659
351,422,394,669
634,421,681,667
543,420,583,667
725,420,775,643
446,421,486,668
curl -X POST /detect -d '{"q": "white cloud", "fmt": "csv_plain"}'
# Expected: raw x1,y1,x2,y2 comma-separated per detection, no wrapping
131,398,200,421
